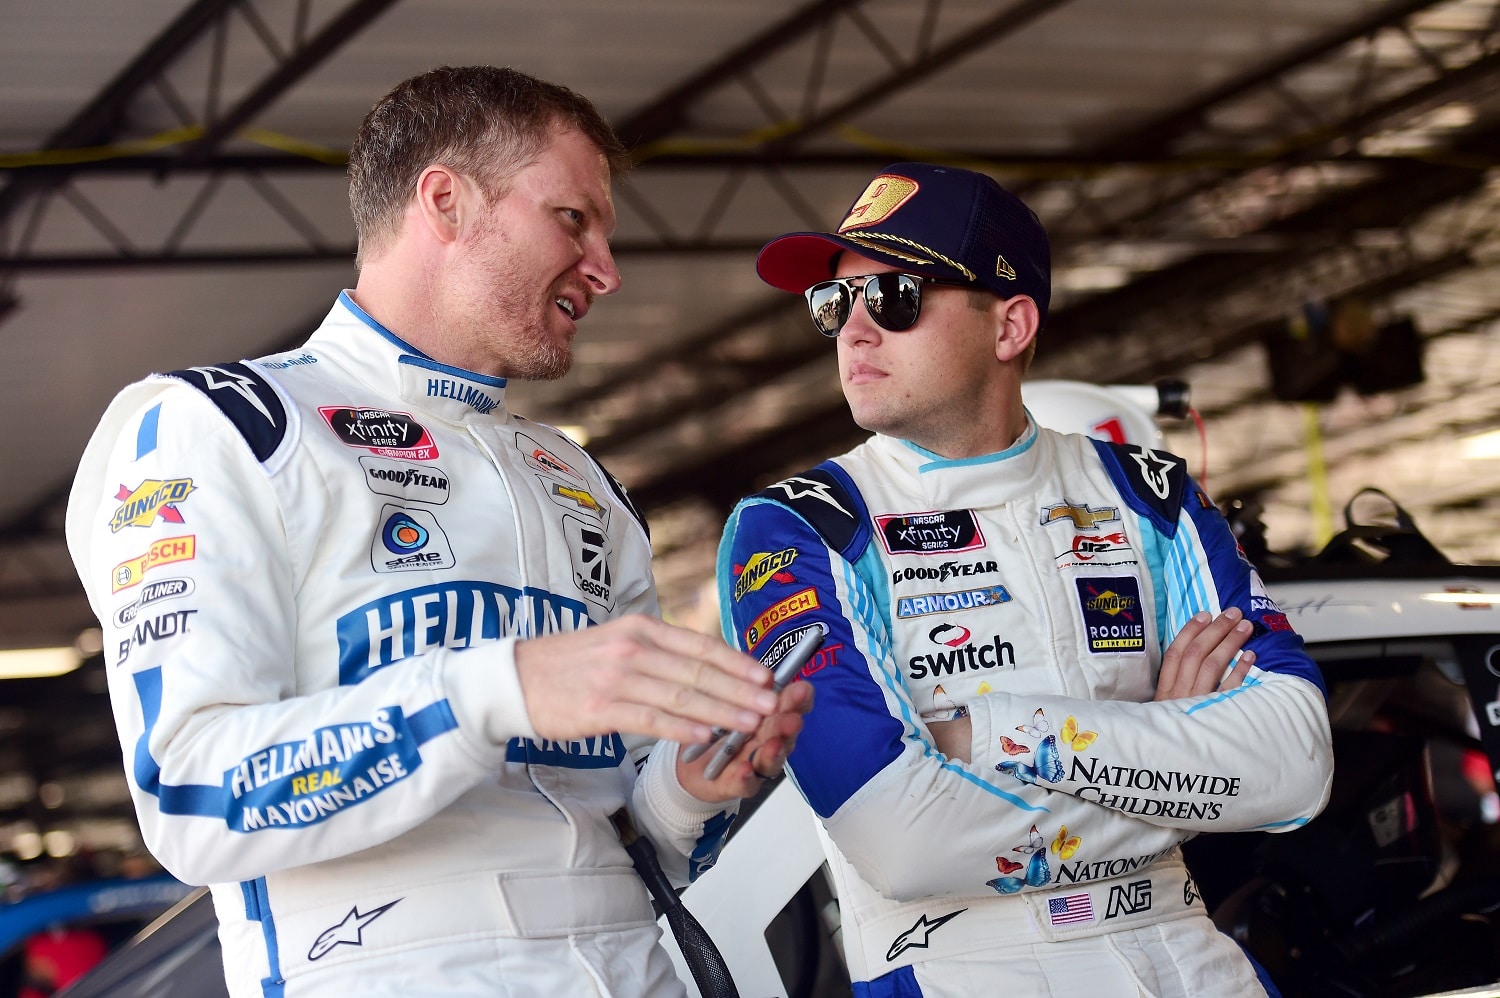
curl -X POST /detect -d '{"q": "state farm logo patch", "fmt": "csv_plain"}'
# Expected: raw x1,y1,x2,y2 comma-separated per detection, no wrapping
370,506,454,573
876,510,984,556
320,407,439,461
1075,576,1145,653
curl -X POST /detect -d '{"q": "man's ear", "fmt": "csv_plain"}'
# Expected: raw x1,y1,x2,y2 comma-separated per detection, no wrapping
993,294,1040,364
413,164,471,245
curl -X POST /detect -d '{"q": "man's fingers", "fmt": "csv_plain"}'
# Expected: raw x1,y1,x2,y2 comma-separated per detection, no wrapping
1218,650,1254,693
1156,608,1255,701
1157,610,1209,697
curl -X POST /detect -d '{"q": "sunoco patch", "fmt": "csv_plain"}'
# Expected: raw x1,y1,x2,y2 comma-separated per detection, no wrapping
1075,576,1146,653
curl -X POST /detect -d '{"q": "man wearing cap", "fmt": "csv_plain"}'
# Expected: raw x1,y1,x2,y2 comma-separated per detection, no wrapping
716,163,1333,995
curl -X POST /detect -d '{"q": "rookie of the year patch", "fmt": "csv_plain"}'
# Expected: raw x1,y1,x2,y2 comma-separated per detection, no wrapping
1075,576,1146,653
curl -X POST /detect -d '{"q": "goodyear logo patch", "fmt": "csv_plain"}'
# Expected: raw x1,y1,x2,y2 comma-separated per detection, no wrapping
744,588,819,652
112,535,196,593
733,548,798,602
1076,576,1145,653
110,479,195,532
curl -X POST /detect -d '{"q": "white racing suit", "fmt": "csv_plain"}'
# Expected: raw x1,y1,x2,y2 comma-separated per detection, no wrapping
67,293,736,997
718,424,1333,997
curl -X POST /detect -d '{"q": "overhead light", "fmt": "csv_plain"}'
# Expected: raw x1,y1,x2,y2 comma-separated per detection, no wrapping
555,424,591,446
0,628,98,679
1461,429,1500,460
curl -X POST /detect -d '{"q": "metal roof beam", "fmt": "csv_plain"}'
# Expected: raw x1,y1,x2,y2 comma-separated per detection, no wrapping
613,0,867,149
0,0,237,228
170,0,403,169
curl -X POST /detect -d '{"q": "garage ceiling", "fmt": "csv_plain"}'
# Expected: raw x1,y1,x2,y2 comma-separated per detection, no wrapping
3,0,1500,860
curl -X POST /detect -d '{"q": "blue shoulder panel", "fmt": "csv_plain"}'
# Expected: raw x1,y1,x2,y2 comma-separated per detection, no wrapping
164,362,288,464
751,461,871,561
1091,439,1188,538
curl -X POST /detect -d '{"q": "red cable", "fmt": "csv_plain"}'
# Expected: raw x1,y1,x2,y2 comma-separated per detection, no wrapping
1189,407,1208,491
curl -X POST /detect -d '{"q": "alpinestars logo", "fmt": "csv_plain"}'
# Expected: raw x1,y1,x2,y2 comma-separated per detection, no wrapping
885,908,965,962
1105,879,1152,919
192,366,277,423
563,514,613,611
1130,450,1178,500
768,476,851,516
307,899,401,960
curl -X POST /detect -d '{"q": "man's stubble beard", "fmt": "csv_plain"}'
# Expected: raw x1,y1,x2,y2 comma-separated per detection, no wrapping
464,212,576,383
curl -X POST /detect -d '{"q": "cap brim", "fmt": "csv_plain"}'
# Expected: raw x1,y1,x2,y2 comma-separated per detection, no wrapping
755,233,850,294
756,230,974,294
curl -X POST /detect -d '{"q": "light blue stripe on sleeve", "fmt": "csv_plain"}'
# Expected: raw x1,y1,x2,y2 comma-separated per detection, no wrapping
136,403,162,459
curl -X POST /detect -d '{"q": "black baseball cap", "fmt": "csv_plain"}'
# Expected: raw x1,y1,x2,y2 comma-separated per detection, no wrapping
756,162,1051,324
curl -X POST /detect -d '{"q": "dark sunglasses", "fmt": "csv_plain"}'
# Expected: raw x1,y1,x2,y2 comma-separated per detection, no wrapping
804,272,974,337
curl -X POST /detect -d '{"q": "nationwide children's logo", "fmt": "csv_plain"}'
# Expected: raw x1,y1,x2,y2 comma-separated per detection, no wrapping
110,479,195,532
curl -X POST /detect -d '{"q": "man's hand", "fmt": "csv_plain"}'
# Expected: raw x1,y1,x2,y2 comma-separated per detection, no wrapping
514,615,782,745
676,679,815,803
1154,608,1254,701
929,608,1256,763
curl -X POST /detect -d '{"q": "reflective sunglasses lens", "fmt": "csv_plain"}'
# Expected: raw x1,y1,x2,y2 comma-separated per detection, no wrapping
864,274,921,332
807,281,852,337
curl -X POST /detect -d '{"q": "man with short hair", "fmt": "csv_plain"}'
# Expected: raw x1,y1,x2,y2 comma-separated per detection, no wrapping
717,162,1332,996
68,66,808,997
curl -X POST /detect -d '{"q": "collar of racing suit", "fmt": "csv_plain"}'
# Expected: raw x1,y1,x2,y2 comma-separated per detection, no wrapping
872,412,1044,509
315,290,515,427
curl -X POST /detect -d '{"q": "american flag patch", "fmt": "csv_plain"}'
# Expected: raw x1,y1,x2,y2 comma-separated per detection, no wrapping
1048,892,1094,926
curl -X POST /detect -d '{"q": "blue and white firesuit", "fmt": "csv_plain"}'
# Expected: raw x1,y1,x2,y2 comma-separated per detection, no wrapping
718,422,1333,997
67,294,734,997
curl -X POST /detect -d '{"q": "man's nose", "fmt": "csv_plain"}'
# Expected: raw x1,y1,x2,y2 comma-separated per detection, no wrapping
584,239,621,296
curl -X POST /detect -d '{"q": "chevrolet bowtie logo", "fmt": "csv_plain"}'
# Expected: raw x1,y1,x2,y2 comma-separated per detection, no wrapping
1040,501,1119,529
